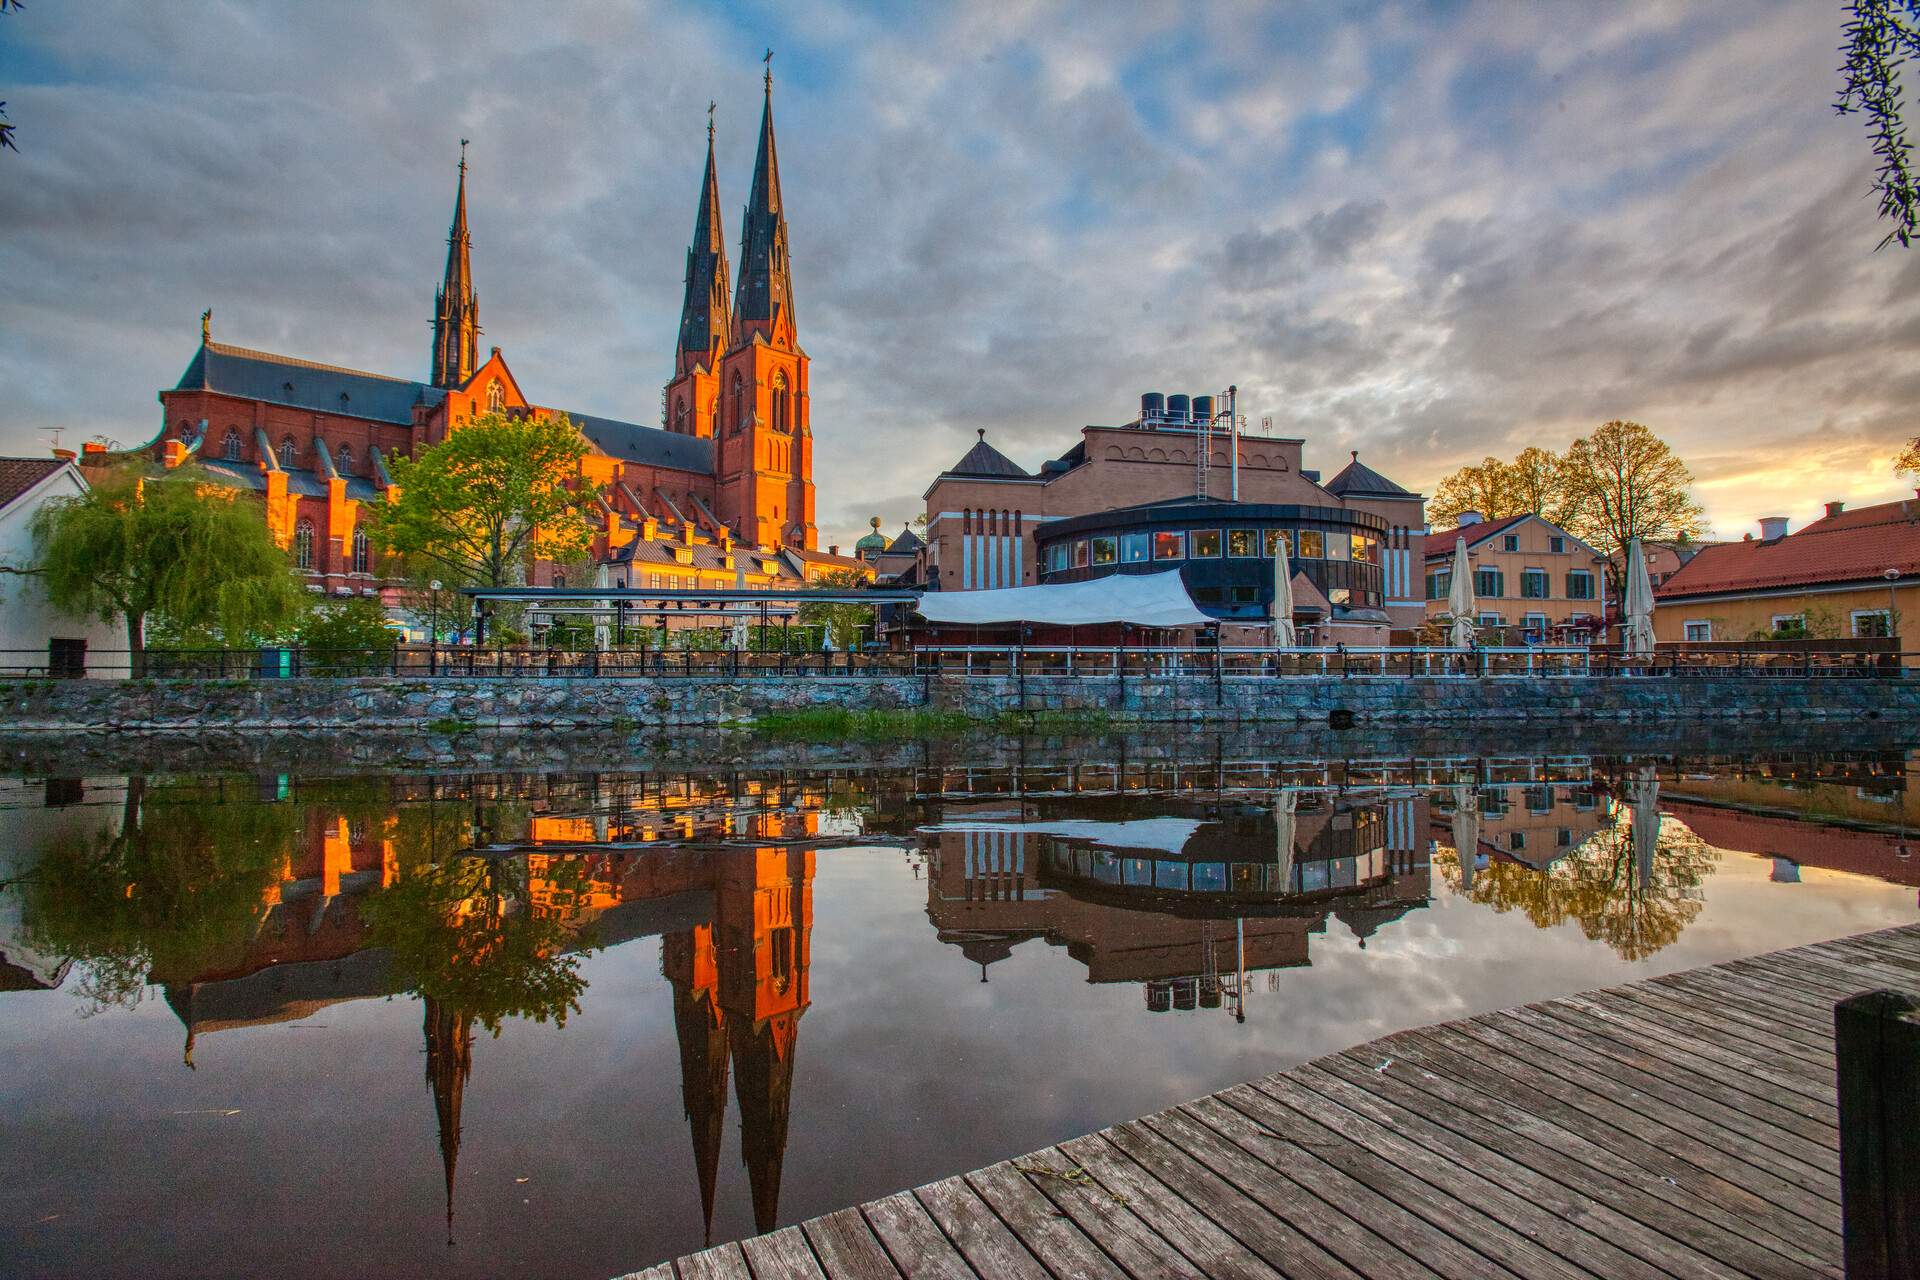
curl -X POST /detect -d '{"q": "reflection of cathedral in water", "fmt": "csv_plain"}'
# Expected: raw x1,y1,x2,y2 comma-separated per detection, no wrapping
920,793,1431,1008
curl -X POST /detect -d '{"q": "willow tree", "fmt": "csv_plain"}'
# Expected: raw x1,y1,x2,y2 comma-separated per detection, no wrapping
27,467,308,674
379,411,600,595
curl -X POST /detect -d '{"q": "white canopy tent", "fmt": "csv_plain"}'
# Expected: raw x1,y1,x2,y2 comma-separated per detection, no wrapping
913,569,1214,629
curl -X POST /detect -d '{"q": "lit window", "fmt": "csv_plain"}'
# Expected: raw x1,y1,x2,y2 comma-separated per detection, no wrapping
1120,532,1150,563
1072,539,1091,568
1190,530,1222,557
1349,533,1379,564
1329,587,1351,605
1262,530,1291,556
1295,530,1325,558
1227,529,1257,557
1091,536,1118,565
1152,531,1185,560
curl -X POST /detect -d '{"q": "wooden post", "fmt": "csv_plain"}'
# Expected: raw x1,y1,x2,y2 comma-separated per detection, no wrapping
1835,989,1920,1280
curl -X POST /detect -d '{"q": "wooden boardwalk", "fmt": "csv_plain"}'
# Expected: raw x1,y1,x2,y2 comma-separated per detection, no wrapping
622,923,1920,1280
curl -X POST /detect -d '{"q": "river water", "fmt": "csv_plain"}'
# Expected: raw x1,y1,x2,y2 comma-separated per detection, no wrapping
2,738,1917,1278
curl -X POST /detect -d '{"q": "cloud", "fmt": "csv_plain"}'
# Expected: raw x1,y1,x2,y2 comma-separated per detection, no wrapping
0,0,1911,546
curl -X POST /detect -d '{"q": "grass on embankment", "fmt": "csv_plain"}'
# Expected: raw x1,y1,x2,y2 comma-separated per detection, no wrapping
747,706,1135,740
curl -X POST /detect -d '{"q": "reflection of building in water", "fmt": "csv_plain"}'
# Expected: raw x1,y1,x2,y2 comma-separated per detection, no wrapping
1460,783,1613,870
1660,798,1920,887
920,794,1430,1008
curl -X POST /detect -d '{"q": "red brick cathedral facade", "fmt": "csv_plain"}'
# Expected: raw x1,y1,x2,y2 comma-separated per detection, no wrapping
127,75,827,599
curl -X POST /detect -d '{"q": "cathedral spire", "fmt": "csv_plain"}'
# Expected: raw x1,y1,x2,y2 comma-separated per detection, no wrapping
431,141,481,389
675,108,733,379
733,65,794,346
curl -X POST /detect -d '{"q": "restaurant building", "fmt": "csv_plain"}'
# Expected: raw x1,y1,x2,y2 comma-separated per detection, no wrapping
1422,511,1608,643
919,391,1429,641
1653,498,1920,644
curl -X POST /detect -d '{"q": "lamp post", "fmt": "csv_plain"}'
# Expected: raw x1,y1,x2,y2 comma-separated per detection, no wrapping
1885,568,1901,650
429,580,442,676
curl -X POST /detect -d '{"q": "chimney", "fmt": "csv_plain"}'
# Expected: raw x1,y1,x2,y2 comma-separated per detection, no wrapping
1758,516,1789,540
1824,501,1846,519
829,544,840,556
1457,510,1484,527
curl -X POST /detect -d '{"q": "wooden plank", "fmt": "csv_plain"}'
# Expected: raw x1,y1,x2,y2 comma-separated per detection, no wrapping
1310,1044,1839,1280
910,1178,1051,1280
1810,936,1920,978
1446,1011,1841,1208
1290,1057,1806,1280
1099,1120,1362,1280
1237,1071,1638,1280
676,1243,753,1280
860,1191,976,1280
738,1227,828,1280
610,1266,677,1280
801,1207,902,1280
1053,1132,1284,1280
1496,1006,1840,1165
961,1161,1130,1280
1387,1025,1843,1254
1571,985,1836,1090
1543,995,1838,1115
1008,1144,1211,1280
1605,977,1835,1063
1153,1099,1446,1280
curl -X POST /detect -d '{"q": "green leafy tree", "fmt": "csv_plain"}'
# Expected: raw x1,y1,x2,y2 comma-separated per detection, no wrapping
24,467,308,674
1838,0,1920,249
379,411,601,593
19,777,303,1011
1428,457,1520,527
1558,421,1705,587
300,598,399,674
797,567,876,649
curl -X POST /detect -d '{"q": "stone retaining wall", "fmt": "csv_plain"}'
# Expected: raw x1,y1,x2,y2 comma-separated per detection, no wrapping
0,671,1914,732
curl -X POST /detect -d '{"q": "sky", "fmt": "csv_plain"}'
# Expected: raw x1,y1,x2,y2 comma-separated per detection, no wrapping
3,0,1916,550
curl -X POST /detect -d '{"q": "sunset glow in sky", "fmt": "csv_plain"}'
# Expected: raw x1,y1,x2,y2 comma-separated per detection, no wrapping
2,2,1914,548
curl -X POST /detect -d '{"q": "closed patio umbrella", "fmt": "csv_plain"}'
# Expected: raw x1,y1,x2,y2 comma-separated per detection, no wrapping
1629,764,1660,891
1623,538,1656,656
1447,537,1477,650
1451,783,1481,891
1274,791,1297,895
1272,538,1297,648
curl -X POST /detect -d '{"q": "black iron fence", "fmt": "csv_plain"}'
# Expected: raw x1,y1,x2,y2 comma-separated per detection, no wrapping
0,642,1909,681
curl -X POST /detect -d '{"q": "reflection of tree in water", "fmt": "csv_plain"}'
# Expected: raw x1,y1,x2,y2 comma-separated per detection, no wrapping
1435,803,1719,962
21,778,302,1011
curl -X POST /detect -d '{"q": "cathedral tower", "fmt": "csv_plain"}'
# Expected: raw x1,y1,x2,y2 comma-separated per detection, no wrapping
664,117,733,441
715,70,816,549
430,143,481,390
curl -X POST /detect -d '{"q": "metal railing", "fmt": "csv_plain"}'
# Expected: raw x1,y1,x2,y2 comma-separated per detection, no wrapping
0,643,1906,681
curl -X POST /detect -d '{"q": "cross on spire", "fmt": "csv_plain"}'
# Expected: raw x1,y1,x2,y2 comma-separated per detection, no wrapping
707,100,716,143
763,47,773,92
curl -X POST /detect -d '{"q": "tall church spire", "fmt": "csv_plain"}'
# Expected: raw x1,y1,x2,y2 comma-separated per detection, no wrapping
431,141,481,389
675,108,733,378
732,66,794,347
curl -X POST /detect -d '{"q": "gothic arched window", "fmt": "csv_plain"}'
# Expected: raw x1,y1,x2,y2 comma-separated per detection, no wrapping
335,443,353,475
222,430,242,461
351,528,371,575
294,520,315,571
279,436,297,468
674,397,688,433
731,372,745,434
486,381,505,412
771,371,789,433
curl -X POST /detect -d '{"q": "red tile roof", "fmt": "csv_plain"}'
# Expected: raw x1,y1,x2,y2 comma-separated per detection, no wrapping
1656,497,1920,599
1423,513,1531,562
0,457,69,510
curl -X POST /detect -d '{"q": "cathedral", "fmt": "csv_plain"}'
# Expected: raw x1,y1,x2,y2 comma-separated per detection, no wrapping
120,72,859,601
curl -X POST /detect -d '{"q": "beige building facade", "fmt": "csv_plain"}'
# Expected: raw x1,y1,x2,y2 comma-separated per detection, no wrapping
1424,512,1608,642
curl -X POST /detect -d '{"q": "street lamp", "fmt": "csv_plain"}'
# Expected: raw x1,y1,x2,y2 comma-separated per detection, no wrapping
429,579,442,676
1884,568,1901,649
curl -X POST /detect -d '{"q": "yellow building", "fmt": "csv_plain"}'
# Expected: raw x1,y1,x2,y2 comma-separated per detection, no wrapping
1423,513,1608,643
1653,499,1920,644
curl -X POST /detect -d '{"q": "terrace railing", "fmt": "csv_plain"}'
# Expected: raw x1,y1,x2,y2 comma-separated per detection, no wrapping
0,643,1904,681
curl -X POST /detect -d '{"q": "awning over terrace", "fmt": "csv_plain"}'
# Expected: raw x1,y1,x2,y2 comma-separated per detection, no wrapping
912,569,1214,629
